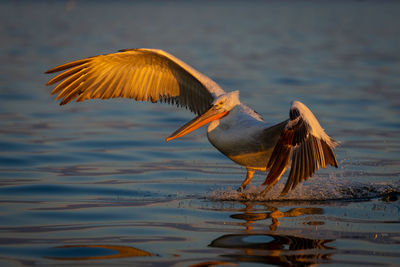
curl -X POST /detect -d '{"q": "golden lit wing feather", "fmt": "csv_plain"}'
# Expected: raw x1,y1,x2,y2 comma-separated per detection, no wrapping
45,48,225,115
263,101,338,195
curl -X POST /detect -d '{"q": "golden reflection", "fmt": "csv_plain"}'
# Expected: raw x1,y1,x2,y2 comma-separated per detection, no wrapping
48,244,152,261
230,202,323,231
210,233,334,266
211,203,333,265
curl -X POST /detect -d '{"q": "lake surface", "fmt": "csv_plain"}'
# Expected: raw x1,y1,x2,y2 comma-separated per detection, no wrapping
1,1,399,266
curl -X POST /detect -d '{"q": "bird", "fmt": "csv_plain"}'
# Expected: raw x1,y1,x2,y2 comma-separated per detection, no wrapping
45,48,338,196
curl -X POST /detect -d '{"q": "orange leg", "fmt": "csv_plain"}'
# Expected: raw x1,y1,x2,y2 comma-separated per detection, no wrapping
237,169,255,192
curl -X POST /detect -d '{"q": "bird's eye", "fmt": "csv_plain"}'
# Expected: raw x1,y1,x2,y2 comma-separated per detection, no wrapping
213,100,224,109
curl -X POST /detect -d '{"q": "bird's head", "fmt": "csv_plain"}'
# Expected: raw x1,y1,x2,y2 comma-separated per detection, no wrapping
211,90,240,112
166,91,240,142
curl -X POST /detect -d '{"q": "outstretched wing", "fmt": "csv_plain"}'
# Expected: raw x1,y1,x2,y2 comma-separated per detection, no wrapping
263,101,338,195
45,48,225,115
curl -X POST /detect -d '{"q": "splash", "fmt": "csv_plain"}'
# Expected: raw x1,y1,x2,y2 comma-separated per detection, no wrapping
206,176,400,202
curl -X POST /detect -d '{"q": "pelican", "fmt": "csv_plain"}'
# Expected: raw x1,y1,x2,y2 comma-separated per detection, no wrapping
45,48,338,196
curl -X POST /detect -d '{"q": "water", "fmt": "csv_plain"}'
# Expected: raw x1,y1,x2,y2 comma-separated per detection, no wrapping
1,1,399,266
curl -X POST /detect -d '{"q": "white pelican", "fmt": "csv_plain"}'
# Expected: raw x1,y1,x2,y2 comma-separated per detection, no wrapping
45,48,338,196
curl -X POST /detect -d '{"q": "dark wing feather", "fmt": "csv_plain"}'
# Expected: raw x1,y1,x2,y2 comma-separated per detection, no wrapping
263,101,338,195
45,48,225,115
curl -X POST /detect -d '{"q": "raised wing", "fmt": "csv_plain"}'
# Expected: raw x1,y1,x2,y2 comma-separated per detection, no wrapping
45,48,225,115
262,101,338,195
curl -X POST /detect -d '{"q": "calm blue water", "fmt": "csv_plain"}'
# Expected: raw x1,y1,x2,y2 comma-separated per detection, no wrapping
1,1,399,266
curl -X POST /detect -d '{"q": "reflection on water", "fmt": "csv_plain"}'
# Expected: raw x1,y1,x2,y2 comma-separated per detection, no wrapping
210,234,333,266
199,199,400,266
211,203,331,265
231,202,323,231
47,244,152,261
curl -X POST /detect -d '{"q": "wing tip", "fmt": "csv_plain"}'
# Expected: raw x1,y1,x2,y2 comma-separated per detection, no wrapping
45,68,58,74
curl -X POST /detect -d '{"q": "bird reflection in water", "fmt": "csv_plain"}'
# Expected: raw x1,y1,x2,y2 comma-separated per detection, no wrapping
47,244,152,261
231,202,324,231
209,203,334,266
